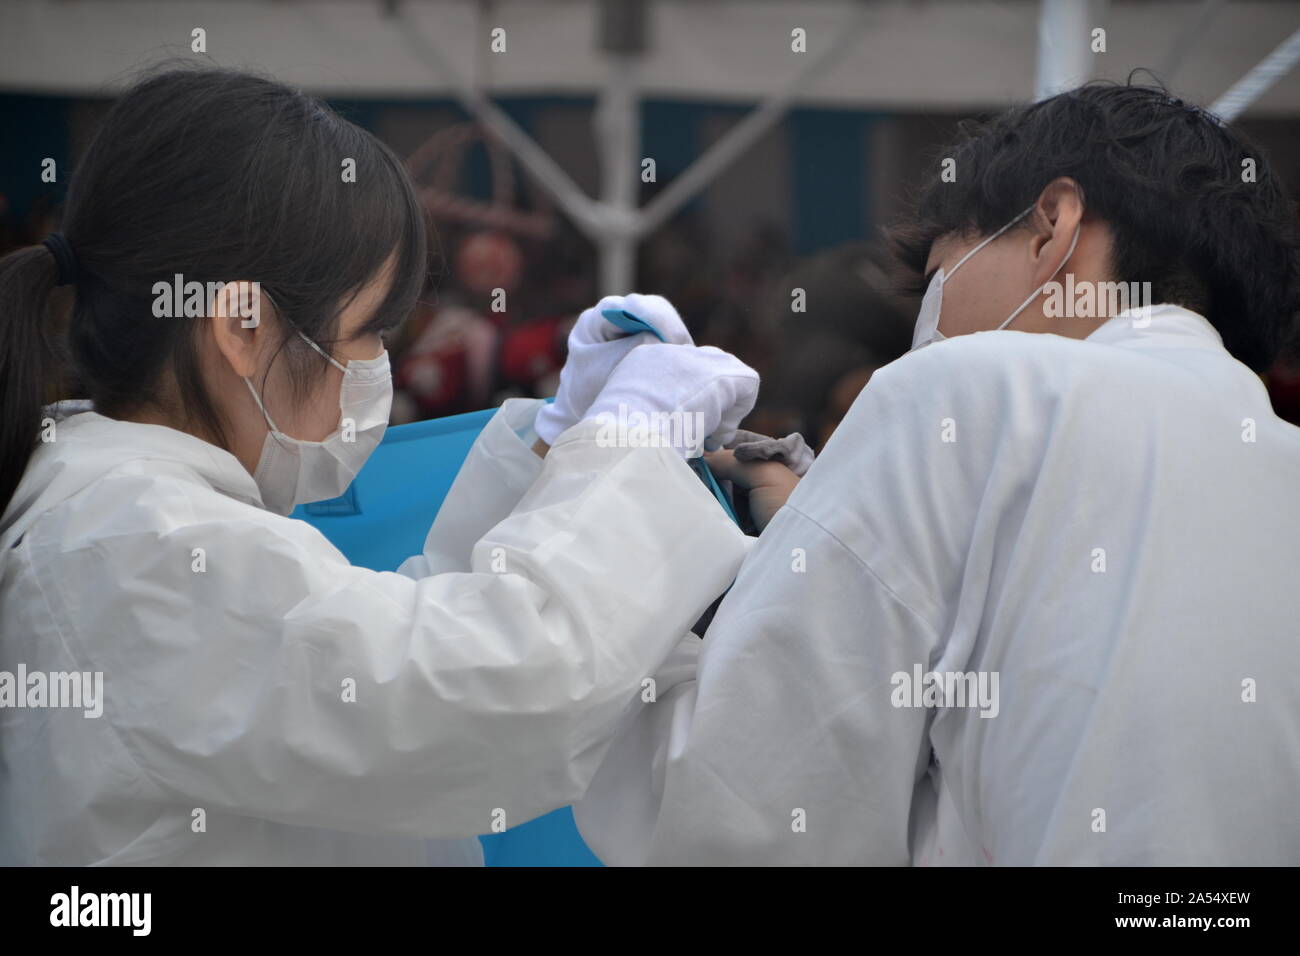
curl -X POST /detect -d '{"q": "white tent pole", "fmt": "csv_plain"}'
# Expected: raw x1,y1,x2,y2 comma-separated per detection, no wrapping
1034,0,1106,101
633,2,871,239
1210,26,1300,123
391,4,600,233
592,52,642,293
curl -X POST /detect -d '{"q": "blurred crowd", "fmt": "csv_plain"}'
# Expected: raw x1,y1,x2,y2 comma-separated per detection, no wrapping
381,201,917,451
4,128,1298,443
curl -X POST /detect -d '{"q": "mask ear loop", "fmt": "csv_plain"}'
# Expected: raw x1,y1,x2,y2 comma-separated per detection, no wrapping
243,375,281,433
232,285,285,437
244,289,345,449
294,330,348,373
259,288,348,372
947,204,1036,279
995,216,1082,332
920,204,1032,344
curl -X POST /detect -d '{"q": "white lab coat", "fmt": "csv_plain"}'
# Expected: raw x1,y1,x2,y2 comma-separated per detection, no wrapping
573,305,1300,865
0,398,747,865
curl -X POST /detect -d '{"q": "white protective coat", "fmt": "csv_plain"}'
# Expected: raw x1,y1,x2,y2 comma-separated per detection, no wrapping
0,398,747,865
572,305,1300,865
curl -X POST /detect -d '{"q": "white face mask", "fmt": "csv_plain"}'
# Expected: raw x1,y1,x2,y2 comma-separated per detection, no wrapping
243,331,392,515
911,204,1082,351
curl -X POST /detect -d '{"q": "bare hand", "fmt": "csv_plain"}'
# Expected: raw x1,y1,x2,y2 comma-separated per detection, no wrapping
703,449,800,532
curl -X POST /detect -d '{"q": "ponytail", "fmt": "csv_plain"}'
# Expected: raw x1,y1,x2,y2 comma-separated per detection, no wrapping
0,245,65,515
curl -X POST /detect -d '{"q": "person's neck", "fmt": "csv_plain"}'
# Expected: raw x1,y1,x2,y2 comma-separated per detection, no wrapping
115,403,225,451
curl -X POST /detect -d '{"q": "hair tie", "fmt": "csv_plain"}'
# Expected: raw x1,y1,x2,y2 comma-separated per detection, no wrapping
42,233,78,287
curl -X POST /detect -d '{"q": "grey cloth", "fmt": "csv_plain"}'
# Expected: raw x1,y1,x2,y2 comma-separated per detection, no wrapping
727,428,815,477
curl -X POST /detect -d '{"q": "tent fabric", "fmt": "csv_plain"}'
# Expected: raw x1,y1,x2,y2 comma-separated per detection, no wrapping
292,408,602,867
5,1,1299,117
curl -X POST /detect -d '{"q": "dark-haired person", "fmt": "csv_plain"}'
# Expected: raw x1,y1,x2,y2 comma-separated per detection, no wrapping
574,82,1300,865
0,68,758,865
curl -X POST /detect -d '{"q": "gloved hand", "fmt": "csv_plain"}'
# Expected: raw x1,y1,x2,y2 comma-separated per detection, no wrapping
583,343,759,458
534,293,693,446
727,428,815,477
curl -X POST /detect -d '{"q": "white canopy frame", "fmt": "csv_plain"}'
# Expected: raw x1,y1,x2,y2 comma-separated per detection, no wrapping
377,0,1299,295
392,0,870,293
1209,26,1300,123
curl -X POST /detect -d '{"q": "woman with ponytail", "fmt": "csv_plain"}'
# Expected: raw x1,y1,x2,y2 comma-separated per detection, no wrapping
0,67,756,865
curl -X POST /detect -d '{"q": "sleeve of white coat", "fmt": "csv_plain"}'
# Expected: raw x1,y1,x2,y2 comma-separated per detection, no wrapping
396,398,544,578
574,345,1004,865
575,511,941,865
54,419,748,840
396,397,762,578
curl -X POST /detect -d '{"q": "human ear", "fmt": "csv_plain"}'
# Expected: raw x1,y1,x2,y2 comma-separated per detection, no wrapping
1027,178,1084,282
207,281,277,379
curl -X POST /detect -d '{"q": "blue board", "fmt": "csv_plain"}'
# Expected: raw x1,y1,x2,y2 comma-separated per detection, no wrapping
291,407,602,867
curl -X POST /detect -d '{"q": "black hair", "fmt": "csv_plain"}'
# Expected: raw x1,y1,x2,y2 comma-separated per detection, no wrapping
766,241,912,435
0,66,428,512
890,79,1300,372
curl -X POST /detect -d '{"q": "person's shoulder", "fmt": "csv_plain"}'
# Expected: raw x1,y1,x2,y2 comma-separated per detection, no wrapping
860,333,1054,421
82,460,251,519
873,330,1175,411
835,330,1174,465
886,329,1119,380
40,459,320,561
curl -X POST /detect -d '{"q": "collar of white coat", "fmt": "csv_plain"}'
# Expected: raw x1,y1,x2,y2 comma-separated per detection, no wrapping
0,401,264,549
1084,303,1225,353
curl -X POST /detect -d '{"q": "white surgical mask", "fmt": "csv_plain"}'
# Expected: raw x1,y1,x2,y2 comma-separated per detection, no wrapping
911,204,1082,351
243,331,391,515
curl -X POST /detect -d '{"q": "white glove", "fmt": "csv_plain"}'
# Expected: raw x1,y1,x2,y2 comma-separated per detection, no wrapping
534,293,693,446
584,343,760,458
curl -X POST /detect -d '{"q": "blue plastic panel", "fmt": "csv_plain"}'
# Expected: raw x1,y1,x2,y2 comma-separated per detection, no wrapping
291,408,601,866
